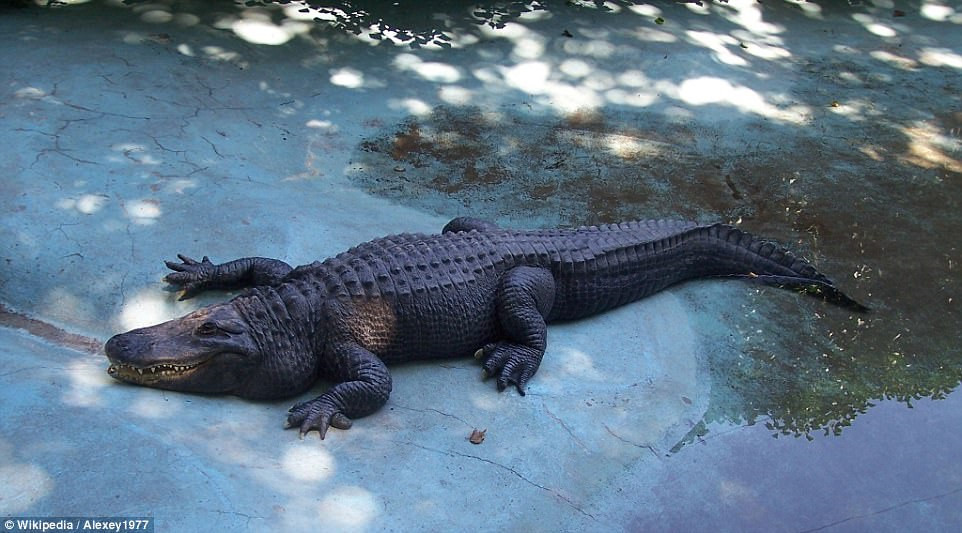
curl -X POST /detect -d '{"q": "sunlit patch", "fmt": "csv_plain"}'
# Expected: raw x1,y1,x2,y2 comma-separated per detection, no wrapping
129,393,182,419
110,143,160,165
675,76,805,123
393,54,461,83
73,193,109,214
627,3,662,17
329,67,365,88
140,9,173,24
562,38,616,58
605,88,658,107
164,179,198,194
224,8,310,46
306,119,337,131
918,47,962,69
633,28,676,43
556,347,605,381
513,36,546,60
14,87,47,99
560,58,592,78
686,31,747,67
900,122,962,173
851,13,898,38
281,445,335,482
63,359,109,408
316,486,378,528
388,98,432,115
502,61,550,93
438,85,474,105
920,3,958,22
795,0,822,17
0,458,53,514
41,289,90,330
124,199,162,225
869,50,918,70
119,288,179,331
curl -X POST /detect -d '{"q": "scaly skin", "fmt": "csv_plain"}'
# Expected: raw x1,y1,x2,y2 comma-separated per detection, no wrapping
104,218,867,439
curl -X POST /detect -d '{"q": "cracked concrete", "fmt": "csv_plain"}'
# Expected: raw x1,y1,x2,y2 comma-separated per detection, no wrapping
1,0,961,531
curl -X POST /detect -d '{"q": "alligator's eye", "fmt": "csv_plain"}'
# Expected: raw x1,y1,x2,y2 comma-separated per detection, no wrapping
194,321,222,336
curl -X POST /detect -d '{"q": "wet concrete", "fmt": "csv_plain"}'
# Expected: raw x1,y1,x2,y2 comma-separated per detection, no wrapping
1,0,961,531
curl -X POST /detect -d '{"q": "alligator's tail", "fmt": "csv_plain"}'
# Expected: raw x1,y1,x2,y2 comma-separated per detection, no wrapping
691,223,869,312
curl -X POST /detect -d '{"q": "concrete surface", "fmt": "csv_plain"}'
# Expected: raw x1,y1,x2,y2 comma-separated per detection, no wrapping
1,0,961,531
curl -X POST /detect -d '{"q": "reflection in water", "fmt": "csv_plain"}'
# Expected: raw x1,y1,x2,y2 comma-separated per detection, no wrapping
352,103,962,447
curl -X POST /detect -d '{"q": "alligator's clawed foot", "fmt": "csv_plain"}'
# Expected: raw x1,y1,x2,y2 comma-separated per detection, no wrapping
164,254,216,300
476,342,543,396
286,397,353,439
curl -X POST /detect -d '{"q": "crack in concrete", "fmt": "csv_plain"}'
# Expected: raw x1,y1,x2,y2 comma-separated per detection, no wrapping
393,439,597,521
602,423,661,459
390,404,473,428
200,135,224,158
541,399,589,452
796,485,962,533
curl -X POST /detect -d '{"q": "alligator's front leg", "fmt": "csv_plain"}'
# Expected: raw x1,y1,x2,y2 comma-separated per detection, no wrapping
478,266,556,395
286,341,392,439
164,255,293,300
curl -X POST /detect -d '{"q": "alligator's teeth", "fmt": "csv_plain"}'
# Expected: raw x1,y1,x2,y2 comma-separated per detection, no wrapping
137,368,143,375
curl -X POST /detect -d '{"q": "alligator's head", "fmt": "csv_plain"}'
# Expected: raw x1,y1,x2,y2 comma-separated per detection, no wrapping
105,291,318,400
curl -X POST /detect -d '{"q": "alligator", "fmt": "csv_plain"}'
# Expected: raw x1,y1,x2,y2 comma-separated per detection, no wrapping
104,217,867,438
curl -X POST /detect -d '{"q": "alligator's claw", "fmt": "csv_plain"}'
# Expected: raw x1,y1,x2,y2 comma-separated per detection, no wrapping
476,342,541,396
286,397,353,439
164,254,216,300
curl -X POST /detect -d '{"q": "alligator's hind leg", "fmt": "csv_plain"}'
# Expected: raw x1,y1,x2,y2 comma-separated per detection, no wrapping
164,255,293,300
477,266,556,395
442,216,500,234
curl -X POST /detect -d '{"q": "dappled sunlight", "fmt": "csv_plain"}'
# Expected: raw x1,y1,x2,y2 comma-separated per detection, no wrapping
229,12,311,46
118,287,182,331
109,143,160,166
900,121,962,174
676,76,809,123
315,486,379,529
63,359,110,408
869,49,919,70
123,199,163,225
281,445,336,482
128,392,185,419
918,47,962,69
0,440,53,514
329,66,366,88
393,53,462,83
388,97,432,115
851,13,901,38
56,193,110,215
921,2,962,23
555,346,606,382
686,30,750,67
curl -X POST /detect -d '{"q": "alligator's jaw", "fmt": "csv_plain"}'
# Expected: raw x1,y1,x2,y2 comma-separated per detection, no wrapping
107,359,207,386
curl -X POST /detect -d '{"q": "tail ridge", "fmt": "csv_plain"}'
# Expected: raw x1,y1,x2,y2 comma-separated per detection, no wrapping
698,224,869,312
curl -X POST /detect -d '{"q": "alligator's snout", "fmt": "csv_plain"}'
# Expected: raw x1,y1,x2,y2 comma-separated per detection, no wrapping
104,329,156,362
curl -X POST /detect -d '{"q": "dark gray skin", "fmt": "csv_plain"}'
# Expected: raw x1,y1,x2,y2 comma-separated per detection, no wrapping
104,218,867,439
